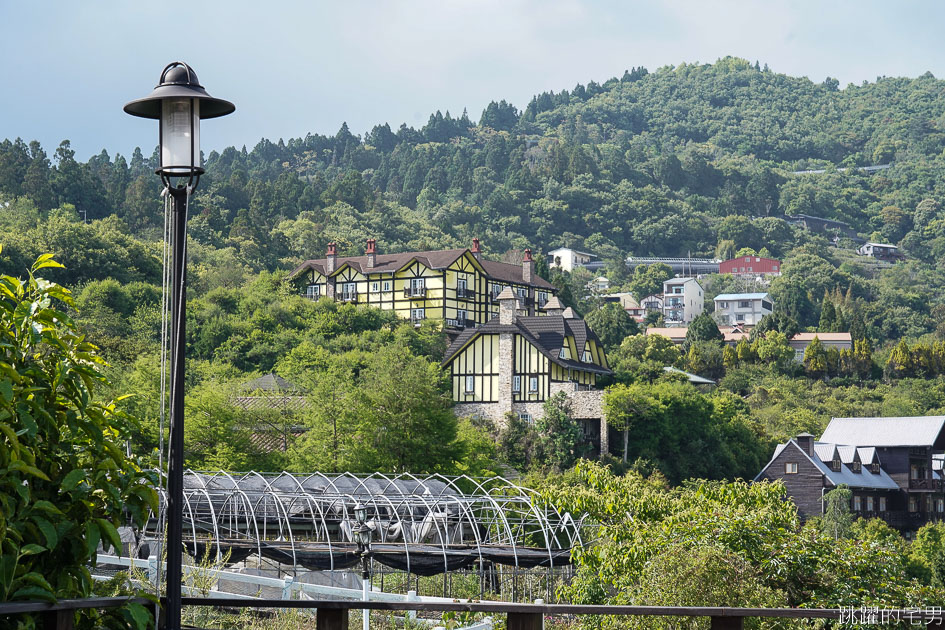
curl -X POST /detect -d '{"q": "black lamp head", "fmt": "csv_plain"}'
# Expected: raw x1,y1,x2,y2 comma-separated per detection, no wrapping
124,61,235,120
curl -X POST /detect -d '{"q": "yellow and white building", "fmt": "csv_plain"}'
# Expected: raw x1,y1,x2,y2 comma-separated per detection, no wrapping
288,239,557,328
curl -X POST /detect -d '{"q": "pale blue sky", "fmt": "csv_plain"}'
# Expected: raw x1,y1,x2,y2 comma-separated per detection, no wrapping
2,1,944,160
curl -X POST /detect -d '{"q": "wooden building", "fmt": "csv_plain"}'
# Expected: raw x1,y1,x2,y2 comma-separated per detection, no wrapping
288,239,556,329
756,416,945,532
441,292,612,456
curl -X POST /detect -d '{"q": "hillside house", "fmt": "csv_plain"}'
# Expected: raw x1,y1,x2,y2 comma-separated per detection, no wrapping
755,417,945,531
720,255,781,276
547,247,603,273
857,242,904,262
442,293,612,457
288,239,556,330
662,278,704,325
713,292,773,326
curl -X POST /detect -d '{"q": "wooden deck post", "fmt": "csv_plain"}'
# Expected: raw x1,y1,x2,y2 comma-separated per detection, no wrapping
41,609,74,630
317,607,349,630
710,615,743,630
507,611,543,630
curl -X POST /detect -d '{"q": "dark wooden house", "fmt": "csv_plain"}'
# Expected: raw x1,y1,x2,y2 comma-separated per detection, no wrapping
756,416,945,532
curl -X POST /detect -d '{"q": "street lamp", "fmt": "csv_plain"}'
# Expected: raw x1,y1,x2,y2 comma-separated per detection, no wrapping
353,502,373,630
124,62,234,630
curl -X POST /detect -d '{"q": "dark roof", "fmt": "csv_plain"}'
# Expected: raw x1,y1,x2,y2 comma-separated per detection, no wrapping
442,314,611,375
754,440,899,490
289,248,555,290
240,373,303,393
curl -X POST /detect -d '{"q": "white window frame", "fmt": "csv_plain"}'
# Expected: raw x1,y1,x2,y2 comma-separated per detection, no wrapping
370,281,380,293
582,350,592,363
879,497,886,512
457,308,467,323
528,377,539,393
306,285,320,299
519,412,533,425
738,301,751,309
853,496,861,511
516,286,527,298
457,277,467,294
383,280,391,292
558,348,567,359
342,282,357,300
411,307,425,322
464,375,475,394
866,497,874,512
512,375,521,393
785,462,798,474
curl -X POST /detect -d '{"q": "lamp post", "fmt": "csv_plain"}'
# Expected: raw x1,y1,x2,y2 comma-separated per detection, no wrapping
124,62,234,630
353,502,373,630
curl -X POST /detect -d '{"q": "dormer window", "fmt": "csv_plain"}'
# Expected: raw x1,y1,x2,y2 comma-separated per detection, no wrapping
831,459,842,472
558,348,567,359
869,463,880,474
582,350,592,363
851,461,861,473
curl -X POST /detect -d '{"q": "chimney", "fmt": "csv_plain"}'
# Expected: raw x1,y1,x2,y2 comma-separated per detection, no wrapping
326,242,337,274
795,433,814,457
366,238,377,269
471,238,482,261
496,287,517,325
523,248,534,283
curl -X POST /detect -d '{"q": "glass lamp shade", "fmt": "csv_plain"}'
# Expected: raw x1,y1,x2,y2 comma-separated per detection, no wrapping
353,503,367,524
357,525,372,547
161,98,200,175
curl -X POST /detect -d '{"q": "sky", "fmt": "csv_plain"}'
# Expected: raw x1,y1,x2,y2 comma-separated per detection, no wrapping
3,0,945,161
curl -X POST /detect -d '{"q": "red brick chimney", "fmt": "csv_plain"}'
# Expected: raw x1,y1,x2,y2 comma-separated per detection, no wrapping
471,238,482,261
326,242,337,274
366,238,377,269
523,248,534,283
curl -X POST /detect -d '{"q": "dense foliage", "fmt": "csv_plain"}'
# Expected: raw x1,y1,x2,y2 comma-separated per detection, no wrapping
0,255,156,629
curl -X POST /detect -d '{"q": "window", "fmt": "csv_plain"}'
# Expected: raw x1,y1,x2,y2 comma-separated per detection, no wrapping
411,308,425,323
464,376,475,394
529,377,539,393
305,285,320,300
383,280,391,292
879,497,886,512
772,265,778,271
831,459,842,472
938,499,945,513
755,257,760,262
911,464,924,480
785,462,798,474
747,267,753,272
582,350,592,363
457,309,467,323
558,348,567,359
869,462,880,474
516,287,527,298
518,412,533,425
851,461,861,473
866,497,874,511
342,282,357,301
457,277,467,293
853,496,861,511
512,376,521,393
718,301,728,309
409,277,425,296
909,496,919,513
738,301,751,309
370,281,380,293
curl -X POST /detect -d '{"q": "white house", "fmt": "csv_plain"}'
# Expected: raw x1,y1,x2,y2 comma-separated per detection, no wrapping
602,292,646,321
548,247,599,273
857,242,903,262
586,276,610,293
713,292,773,326
662,278,704,326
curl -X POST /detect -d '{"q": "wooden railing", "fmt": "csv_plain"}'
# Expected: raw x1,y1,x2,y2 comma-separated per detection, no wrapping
0,596,149,630
168,598,945,630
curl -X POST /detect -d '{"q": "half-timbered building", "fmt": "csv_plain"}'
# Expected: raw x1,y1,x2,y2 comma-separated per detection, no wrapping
288,239,556,329
441,291,612,457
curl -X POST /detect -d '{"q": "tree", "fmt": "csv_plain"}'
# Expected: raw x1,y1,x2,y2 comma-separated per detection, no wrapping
0,253,156,628
749,312,800,342
604,383,657,463
803,336,828,379
627,264,672,300
819,485,853,540
752,330,795,369
584,302,640,351
534,392,586,471
684,312,723,351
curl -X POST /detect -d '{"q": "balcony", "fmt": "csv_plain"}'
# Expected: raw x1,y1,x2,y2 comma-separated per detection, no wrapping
445,318,474,329
339,292,358,303
404,287,426,299
909,478,941,491
456,287,474,300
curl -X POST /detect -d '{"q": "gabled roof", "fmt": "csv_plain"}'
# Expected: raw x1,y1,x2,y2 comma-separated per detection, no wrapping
755,439,899,490
289,247,555,290
240,373,303,393
821,416,945,448
442,314,611,376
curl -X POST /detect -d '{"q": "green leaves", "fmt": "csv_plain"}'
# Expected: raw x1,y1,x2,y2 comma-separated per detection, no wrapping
0,256,155,626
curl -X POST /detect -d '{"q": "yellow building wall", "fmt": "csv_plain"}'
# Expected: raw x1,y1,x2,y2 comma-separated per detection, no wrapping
450,334,499,402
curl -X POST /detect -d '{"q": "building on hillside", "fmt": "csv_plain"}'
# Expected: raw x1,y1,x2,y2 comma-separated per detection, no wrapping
442,293,612,457
713,292,773,326
626,256,720,277
662,278,704,326
789,332,853,361
756,417,945,531
784,214,861,241
587,276,610,293
640,294,663,319
547,247,604,273
288,239,556,330
601,292,646,321
857,242,904,262
720,256,781,276
645,327,852,362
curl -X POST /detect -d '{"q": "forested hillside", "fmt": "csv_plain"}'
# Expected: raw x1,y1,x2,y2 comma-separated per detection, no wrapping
3,57,945,479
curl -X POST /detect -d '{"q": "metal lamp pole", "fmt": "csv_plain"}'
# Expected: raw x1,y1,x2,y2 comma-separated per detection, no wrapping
124,62,234,630
354,503,373,630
